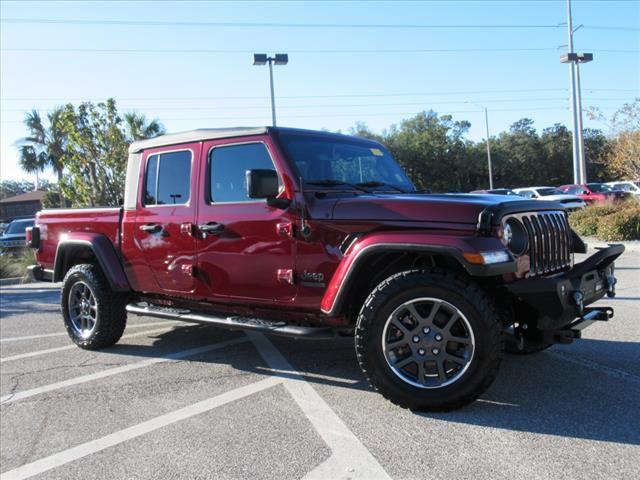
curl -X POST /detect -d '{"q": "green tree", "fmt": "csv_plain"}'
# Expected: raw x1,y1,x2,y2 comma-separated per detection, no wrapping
0,180,35,200
540,124,573,186
589,100,640,179
18,108,68,207
0,179,56,200
379,111,474,192
60,99,164,207
124,112,165,141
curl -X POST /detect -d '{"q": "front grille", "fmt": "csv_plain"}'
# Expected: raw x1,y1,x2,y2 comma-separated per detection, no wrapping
519,211,573,276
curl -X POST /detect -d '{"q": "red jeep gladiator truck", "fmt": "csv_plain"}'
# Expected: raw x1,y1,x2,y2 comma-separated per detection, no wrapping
26,127,623,411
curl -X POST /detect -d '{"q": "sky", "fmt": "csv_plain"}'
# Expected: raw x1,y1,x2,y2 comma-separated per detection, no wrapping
1,0,639,182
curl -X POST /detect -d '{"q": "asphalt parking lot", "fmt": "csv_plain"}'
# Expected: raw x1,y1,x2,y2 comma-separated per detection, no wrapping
1,246,639,480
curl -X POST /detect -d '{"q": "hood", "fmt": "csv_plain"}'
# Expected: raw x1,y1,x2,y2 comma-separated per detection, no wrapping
538,194,583,202
0,233,26,241
330,193,534,225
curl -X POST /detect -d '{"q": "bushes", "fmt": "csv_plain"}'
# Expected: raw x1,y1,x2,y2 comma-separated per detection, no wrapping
0,248,36,279
569,201,640,241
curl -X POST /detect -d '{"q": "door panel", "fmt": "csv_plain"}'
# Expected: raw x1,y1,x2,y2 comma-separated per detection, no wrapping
195,137,296,304
134,146,199,293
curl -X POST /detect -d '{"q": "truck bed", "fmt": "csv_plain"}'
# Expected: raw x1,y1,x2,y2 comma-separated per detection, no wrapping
36,207,123,270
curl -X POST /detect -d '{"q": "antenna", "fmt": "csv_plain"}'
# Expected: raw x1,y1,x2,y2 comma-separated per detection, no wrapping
298,176,311,238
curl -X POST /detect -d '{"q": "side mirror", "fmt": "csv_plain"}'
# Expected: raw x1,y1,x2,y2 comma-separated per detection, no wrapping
246,169,290,208
246,169,279,199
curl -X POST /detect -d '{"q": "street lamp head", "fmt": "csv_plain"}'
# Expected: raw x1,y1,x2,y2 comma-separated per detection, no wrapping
273,53,289,65
576,52,593,63
560,52,578,63
253,53,268,65
560,52,593,64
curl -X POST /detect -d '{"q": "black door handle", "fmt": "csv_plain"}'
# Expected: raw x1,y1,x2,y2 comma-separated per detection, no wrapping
139,223,162,233
199,222,225,235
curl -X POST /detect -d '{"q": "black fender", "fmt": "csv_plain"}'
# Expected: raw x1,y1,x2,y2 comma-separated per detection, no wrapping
53,232,131,292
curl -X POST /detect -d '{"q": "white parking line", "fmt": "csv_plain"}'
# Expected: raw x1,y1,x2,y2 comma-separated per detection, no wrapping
1,337,249,404
0,377,281,480
0,327,176,364
0,321,182,343
248,332,391,480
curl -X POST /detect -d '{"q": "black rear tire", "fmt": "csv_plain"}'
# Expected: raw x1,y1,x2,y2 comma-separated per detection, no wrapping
61,264,128,350
355,268,503,411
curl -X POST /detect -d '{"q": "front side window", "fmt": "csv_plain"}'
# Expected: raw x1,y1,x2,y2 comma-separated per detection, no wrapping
210,143,276,203
144,151,192,206
537,188,561,196
587,183,612,193
277,133,415,192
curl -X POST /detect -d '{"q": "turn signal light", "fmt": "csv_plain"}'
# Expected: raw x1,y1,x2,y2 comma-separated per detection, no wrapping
463,250,510,265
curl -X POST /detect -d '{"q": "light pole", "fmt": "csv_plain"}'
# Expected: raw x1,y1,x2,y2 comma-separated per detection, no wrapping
253,53,288,127
466,102,494,190
561,0,593,184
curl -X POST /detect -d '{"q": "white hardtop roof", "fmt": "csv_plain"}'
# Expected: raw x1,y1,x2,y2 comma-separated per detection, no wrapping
128,127,269,153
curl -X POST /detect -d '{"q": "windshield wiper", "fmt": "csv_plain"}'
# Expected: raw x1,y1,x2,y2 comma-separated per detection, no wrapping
305,179,370,192
355,181,408,193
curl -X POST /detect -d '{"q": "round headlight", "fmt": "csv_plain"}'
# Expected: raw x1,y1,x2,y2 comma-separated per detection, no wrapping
502,218,528,256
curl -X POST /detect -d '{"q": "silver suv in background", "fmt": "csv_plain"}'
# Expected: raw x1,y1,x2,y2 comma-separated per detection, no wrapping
605,181,640,198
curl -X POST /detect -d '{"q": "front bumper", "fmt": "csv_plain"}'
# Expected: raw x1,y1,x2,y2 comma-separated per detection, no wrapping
505,244,624,330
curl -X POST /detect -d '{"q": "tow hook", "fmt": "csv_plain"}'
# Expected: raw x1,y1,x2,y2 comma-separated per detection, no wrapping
572,290,585,315
606,275,617,298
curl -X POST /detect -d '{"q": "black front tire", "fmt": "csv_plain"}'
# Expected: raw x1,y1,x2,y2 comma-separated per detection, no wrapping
61,264,128,350
355,268,503,411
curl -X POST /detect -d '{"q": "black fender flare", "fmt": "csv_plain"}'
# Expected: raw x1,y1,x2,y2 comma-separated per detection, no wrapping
53,233,131,292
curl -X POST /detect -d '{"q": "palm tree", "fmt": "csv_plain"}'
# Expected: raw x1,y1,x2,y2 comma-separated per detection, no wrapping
124,112,165,141
18,108,67,207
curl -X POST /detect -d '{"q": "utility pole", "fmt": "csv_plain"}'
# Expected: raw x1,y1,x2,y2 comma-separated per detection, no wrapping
565,0,581,184
561,0,592,184
465,101,494,189
253,53,289,127
484,107,494,190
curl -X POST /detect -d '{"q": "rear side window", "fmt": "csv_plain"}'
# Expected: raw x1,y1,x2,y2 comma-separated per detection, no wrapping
210,143,276,203
144,151,192,206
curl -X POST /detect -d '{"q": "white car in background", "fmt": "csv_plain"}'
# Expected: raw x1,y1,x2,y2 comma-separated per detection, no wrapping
513,186,586,211
605,181,640,198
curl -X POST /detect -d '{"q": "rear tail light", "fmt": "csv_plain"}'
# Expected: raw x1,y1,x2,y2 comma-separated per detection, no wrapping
25,226,40,249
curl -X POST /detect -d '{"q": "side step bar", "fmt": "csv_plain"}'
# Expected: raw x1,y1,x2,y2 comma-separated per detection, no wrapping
126,302,336,339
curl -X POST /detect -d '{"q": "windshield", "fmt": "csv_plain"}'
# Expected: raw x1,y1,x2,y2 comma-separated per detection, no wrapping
537,187,562,196
489,189,517,195
4,219,33,235
277,133,415,192
587,183,613,193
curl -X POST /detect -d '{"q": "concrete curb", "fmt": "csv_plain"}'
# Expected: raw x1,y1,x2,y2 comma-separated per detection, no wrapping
0,276,29,286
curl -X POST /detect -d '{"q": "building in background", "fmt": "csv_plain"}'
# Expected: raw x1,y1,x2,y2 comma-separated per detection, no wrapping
0,191,45,222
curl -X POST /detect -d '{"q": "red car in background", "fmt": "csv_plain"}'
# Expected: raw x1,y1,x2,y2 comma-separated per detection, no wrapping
558,183,631,204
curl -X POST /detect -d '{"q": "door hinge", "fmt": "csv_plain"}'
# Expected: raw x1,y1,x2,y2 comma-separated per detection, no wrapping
180,222,195,237
277,268,294,285
276,222,293,238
